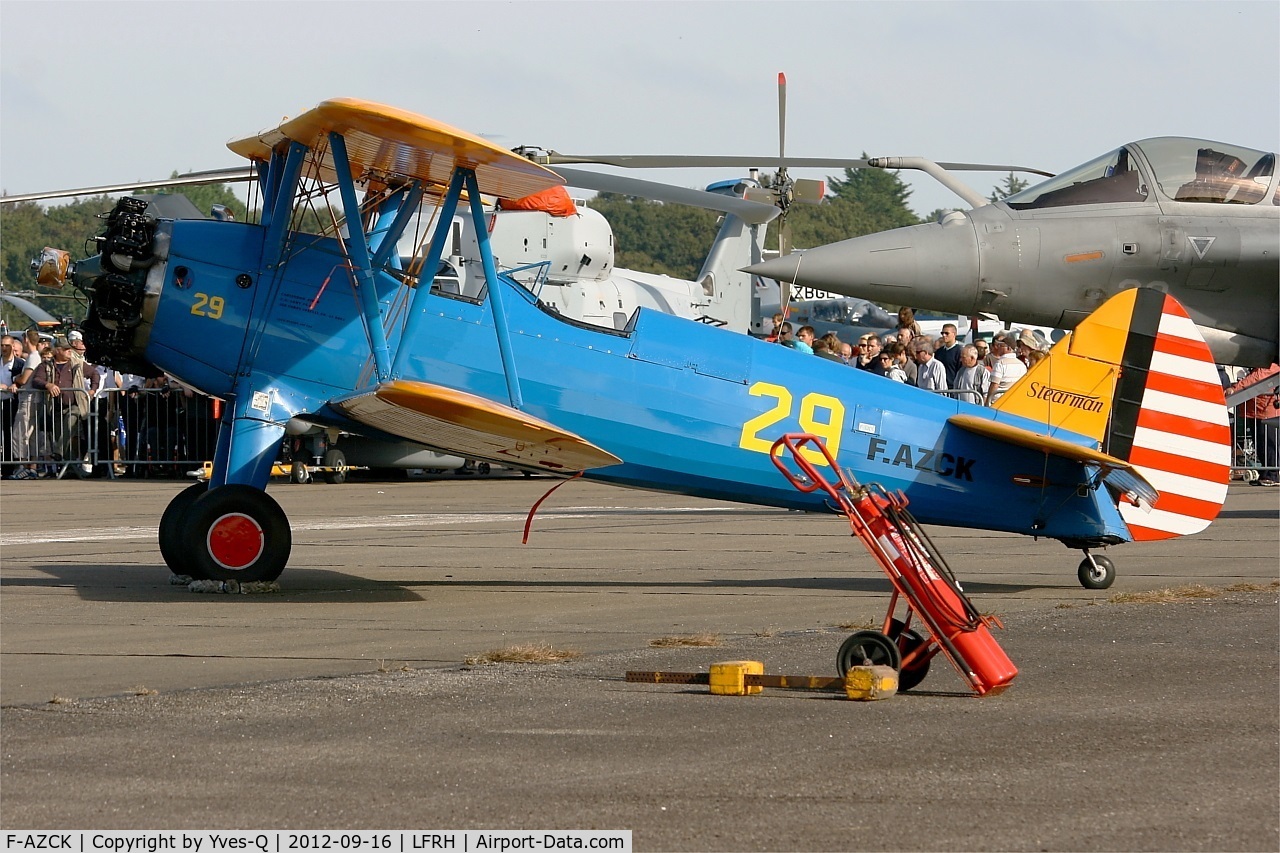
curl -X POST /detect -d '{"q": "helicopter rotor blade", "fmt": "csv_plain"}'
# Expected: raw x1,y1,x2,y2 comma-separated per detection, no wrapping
777,72,787,168
541,154,871,171
538,152,1051,178
0,167,258,205
553,167,780,225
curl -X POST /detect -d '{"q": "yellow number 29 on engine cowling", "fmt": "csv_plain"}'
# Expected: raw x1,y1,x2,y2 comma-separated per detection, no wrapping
191,293,225,320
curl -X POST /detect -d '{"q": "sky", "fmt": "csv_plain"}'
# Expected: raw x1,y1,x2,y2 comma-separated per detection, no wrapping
2,0,1277,220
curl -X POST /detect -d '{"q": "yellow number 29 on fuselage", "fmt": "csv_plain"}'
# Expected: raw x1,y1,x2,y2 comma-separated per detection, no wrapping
737,380,845,464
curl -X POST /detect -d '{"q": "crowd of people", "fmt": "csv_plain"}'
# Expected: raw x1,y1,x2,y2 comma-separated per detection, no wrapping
764,305,1047,406
3,310,1275,485
1,329,217,480
762,305,1279,485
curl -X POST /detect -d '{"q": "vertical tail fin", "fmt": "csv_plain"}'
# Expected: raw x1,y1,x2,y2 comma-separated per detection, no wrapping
993,288,1230,540
693,181,772,334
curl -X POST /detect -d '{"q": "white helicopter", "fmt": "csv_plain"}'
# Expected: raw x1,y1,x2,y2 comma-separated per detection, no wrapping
283,170,787,480
410,175,779,334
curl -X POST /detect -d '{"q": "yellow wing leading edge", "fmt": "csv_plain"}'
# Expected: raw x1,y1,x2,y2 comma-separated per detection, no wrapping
226,98,563,201
334,380,622,473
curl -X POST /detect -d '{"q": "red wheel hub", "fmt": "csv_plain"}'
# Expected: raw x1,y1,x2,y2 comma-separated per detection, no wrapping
206,512,265,570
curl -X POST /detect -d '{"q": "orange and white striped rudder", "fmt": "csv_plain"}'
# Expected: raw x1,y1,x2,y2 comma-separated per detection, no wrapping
1105,291,1230,540
992,288,1230,541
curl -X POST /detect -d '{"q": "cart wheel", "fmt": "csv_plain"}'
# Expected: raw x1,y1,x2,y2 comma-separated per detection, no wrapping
836,630,902,677
887,619,931,692
322,449,347,484
290,461,310,484
477,462,491,475
1078,554,1116,590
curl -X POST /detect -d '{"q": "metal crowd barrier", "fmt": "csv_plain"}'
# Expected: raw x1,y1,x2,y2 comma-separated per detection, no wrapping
1229,407,1278,484
3,386,219,479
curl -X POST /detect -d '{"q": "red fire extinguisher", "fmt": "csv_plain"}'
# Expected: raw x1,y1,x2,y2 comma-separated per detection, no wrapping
854,491,1017,695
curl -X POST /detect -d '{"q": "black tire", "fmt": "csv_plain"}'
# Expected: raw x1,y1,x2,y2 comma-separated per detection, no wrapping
1078,554,1116,590
322,448,347,484
159,482,209,577
836,630,902,677
290,461,310,484
887,619,932,692
477,462,491,475
182,485,291,583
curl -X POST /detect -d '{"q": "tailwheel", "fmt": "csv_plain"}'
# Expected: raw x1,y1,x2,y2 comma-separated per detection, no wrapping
836,630,902,678
159,482,209,577
184,485,292,583
1077,553,1116,590
887,619,932,692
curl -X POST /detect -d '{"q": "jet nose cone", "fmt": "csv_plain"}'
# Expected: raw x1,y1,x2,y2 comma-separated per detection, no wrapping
744,218,981,313
744,254,801,282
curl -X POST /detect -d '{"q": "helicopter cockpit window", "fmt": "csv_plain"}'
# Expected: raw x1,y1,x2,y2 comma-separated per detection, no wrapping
1137,137,1274,205
809,301,855,324
805,299,894,329
1004,148,1148,209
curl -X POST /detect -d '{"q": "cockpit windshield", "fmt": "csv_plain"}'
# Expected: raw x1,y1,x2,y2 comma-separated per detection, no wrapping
1135,137,1275,205
1004,148,1148,209
1004,139,1277,209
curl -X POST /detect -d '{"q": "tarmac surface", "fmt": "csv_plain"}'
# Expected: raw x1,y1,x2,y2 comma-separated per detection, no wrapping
1,474,1277,850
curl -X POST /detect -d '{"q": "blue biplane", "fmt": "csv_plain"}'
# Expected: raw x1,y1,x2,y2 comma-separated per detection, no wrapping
21,99,1231,592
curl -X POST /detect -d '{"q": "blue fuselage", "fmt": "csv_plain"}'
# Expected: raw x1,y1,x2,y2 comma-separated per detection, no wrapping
144,220,1129,545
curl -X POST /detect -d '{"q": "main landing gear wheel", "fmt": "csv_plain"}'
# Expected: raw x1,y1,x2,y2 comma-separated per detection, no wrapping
1078,554,1116,590
159,482,209,577
836,630,902,678
887,619,931,692
322,448,347,484
182,485,291,583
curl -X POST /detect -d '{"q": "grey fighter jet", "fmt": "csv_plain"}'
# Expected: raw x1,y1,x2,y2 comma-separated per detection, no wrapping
747,138,1279,367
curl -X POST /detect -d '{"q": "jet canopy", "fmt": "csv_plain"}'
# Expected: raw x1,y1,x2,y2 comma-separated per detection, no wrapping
1004,138,1276,210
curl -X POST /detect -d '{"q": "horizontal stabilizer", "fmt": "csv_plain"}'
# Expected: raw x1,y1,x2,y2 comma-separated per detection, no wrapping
333,380,622,473
948,415,1158,507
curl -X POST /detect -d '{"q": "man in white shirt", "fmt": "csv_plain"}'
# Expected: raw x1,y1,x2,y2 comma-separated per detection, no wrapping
7,329,44,479
985,335,1028,406
953,345,990,405
914,344,948,393
1,335,24,471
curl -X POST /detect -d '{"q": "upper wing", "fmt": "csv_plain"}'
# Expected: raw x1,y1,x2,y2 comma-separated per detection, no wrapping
332,380,621,473
227,98,562,202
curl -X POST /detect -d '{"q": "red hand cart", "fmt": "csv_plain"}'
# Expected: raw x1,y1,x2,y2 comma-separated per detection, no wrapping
771,433,1017,696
